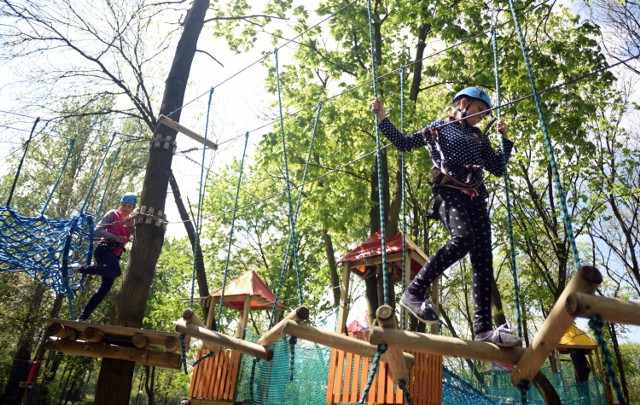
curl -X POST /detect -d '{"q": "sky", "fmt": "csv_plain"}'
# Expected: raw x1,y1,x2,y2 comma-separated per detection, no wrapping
1,0,638,344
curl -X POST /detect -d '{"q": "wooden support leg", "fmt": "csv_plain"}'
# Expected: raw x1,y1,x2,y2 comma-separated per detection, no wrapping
375,305,408,383
258,306,310,347
175,321,273,361
510,266,602,386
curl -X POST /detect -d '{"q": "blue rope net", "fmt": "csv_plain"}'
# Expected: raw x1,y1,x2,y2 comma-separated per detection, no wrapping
0,206,95,295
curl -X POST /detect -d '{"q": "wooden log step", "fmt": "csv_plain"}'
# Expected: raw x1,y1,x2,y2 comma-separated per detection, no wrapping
175,320,273,361
258,306,309,347
566,292,640,326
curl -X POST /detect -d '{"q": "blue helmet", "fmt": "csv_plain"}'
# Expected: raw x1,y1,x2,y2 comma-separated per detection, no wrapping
453,87,492,109
121,192,137,205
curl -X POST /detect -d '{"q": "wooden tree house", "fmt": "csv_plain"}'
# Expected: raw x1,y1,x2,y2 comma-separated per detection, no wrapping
329,231,443,405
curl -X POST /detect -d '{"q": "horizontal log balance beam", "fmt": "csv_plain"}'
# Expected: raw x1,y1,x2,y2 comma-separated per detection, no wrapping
175,320,273,361
566,292,640,327
280,320,416,369
511,265,603,386
369,327,525,366
46,338,182,369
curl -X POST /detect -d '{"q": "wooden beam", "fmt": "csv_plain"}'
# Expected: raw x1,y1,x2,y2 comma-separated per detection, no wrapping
46,338,182,369
258,307,309,347
158,115,218,150
369,327,525,365
43,318,181,353
566,292,640,326
511,265,602,386
376,305,408,383
281,320,416,368
175,320,273,361
336,262,350,334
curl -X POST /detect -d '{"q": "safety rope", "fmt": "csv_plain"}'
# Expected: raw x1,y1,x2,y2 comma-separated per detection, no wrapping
191,87,214,308
6,117,39,208
80,133,117,213
491,26,523,338
507,0,581,270
274,48,304,306
217,131,250,325
94,147,121,220
400,66,408,330
366,0,388,307
518,380,530,404
179,333,188,374
40,139,76,215
358,343,387,403
589,315,626,405
268,101,323,329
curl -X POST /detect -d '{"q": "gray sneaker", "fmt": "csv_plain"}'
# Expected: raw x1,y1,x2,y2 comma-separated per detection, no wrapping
475,324,523,348
400,292,438,324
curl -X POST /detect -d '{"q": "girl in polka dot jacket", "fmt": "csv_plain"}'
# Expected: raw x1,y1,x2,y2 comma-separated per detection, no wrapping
371,87,521,347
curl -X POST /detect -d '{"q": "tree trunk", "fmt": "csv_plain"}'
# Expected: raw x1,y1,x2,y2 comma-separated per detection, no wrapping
322,228,340,307
94,1,210,403
608,322,629,404
2,281,45,404
169,172,212,325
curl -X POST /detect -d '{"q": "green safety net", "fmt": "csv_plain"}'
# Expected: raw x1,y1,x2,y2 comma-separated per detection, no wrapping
233,327,606,405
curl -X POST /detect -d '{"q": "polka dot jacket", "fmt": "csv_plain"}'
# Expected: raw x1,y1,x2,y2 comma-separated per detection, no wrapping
379,117,514,198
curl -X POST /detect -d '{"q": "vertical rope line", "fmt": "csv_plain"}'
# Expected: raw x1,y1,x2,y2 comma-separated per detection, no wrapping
94,147,121,220
269,101,323,327
274,48,304,306
218,132,250,323
80,133,117,213
41,139,77,215
358,343,387,403
506,0,581,270
191,87,215,307
589,315,626,405
400,66,408,329
491,26,523,338
366,0,389,306
6,117,40,207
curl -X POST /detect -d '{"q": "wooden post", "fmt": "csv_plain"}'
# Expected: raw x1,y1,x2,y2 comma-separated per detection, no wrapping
511,266,602,386
175,320,273,361
258,307,310,347
403,251,411,330
375,305,408,383
336,262,351,334
158,115,218,150
566,292,640,326
205,296,216,330
46,338,182,369
237,297,251,340
369,327,524,365
183,308,220,353
430,277,440,335
281,320,416,368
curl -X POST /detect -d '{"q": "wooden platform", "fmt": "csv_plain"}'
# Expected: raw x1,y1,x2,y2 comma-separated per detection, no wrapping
43,318,183,370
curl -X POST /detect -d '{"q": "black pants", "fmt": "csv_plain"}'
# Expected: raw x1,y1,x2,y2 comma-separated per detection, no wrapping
408,187,494,334
78,245,122,320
